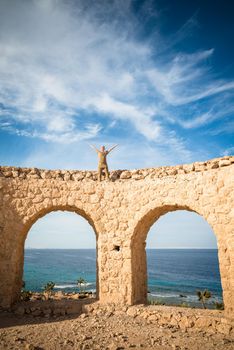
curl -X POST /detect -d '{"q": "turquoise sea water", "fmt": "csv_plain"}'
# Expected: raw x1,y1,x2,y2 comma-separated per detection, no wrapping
23,249,223,307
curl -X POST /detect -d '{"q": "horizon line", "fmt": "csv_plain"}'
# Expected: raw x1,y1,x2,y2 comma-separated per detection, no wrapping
25,247,218,250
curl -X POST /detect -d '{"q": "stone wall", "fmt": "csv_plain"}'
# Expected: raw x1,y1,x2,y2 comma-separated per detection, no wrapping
0,155,233,181
11,301,234,336
0,156,233,320
83,303,234,336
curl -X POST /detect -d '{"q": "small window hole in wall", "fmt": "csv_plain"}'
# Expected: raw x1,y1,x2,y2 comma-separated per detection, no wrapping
113,245,120,252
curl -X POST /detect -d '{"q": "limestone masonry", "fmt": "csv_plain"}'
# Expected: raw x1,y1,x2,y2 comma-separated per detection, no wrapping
12,301,234,336
0,156,233,320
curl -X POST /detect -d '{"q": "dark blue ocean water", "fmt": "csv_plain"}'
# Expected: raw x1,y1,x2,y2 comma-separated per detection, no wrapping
147,249,222,307
23,249,223,307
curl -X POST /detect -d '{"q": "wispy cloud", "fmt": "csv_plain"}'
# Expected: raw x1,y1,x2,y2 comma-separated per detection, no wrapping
174,105,234,129
0,0,233,162
223,146,234,156
88,93,161,140
146,49,234,106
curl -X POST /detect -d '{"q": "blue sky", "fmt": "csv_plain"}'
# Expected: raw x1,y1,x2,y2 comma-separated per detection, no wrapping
25,210,217,249
1,0,233,248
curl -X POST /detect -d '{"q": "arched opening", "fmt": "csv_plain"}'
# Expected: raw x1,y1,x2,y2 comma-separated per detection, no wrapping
16,206,99,305
131,206,224,310
147,210,223,309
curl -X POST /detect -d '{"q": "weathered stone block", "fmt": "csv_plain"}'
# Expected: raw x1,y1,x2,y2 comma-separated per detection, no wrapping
120,171,132,179
219,159,231,167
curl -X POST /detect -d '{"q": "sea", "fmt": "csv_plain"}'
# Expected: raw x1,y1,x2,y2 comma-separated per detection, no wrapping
23,248,223,308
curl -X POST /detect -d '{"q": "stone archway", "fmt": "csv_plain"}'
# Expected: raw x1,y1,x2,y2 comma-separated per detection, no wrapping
23,207,98,300
130,205,229,313
0,156,233,317
2,204,99,308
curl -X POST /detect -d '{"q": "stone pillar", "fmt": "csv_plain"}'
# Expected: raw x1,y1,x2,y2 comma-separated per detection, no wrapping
131,239,147,304
129,209,162,305
0,219,25,308
97,221,133,305
229,243,234,318
216,224,234,318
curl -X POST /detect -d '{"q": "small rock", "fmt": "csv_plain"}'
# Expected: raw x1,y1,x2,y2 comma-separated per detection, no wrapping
210,162,219,169
82,335,92,341
32,309,41,317
120,171,132,179
25,344,35,350
171,345,181,350
219,159,231,167
64,339,74,346
148,314,157,322
14,306,25,316
132,174,144,180
126,308,138,318
15,337,25,343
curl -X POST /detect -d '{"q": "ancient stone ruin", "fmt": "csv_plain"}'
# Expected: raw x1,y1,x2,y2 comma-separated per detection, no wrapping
0,156,233,320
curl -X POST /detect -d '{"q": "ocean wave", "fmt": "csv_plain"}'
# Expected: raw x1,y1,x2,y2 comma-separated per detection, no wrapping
85,256,96,261
149,292,179,298
54,282,93,289
148,292,222,303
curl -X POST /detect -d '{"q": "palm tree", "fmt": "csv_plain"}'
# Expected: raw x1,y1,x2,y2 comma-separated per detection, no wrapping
77,277,87,294
196,290,211,309
43,281,55,300
20,280,32,301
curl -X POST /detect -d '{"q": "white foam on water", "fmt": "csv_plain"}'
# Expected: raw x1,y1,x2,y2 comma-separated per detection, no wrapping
149,292,180,298
148,292,222,303
54,284,77,289
54,282,93,289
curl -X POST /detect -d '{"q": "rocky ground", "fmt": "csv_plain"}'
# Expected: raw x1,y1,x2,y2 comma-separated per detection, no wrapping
0,305,234,350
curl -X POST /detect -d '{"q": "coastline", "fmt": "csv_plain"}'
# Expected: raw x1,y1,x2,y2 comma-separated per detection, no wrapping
23,248,223,310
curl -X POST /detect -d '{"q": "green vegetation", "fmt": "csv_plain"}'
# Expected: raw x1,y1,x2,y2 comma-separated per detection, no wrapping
214,301,224,310
148,298,191,308
43,281,55,300
196,290,211,309
21,290,32,301
77,277,87,294
147,298,165,306
20,280,32,301
19,278,96,302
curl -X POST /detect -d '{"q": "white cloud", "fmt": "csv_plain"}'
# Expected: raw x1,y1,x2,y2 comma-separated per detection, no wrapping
174,105,234,130
146,49,234,106
179,111,213,129
0,0,154,143
0,1,226,250
0,0,233,159
89,93,161,141
22,135,195,172
222,146,234,156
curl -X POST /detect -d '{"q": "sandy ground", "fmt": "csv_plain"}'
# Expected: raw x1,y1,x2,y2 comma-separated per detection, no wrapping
0,309,234,350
